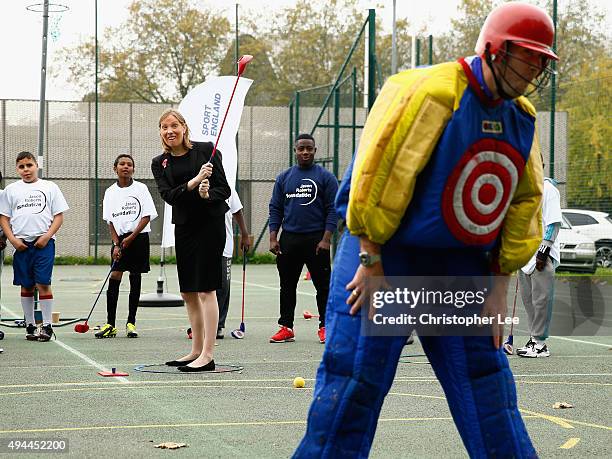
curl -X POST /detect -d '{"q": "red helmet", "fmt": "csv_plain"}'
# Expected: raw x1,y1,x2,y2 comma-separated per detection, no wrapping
475,2,559,61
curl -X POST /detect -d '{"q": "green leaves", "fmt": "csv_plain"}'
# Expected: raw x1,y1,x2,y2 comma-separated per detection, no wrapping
57,0,230,102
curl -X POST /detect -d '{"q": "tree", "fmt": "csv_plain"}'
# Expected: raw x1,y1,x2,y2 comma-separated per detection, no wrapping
432,0,609,78
56,0,230,102
560,57,611,212
376,18,424,76
542,0,608,84
433,0,493,63
219,34,281,106
261,0,366,104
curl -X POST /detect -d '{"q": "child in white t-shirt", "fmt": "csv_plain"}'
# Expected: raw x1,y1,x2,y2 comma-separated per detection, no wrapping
96,154,157,339
0,152,69,342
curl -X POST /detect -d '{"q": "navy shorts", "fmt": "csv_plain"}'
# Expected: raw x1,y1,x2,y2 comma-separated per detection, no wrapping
13,239,55,288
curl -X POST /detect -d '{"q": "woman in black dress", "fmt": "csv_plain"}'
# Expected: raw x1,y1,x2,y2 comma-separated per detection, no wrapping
151,108,230,372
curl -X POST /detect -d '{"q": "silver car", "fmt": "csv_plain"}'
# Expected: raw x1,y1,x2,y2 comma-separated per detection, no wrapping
562,209,612,268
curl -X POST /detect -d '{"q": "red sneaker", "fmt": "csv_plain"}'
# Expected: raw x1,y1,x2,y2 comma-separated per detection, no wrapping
317,327,326,344
270,326,295,343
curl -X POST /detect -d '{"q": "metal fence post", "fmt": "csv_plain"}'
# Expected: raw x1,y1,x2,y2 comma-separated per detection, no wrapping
351,67,357,155
367,9,376,112
333,86,340,178
549,0,558,179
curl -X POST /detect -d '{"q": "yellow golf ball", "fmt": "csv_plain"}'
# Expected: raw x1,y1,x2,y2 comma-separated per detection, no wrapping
293,377,306,388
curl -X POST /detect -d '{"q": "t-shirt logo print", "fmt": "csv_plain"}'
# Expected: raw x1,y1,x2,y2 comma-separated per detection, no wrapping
16,190,47,214
286,178,318,206
112,196,142,222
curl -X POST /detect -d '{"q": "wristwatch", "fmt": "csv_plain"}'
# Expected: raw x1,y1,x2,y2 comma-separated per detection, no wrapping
359,251,381,267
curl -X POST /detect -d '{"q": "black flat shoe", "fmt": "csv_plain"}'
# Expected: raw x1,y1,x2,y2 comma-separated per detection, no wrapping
165,358,196,367
177,360,215,372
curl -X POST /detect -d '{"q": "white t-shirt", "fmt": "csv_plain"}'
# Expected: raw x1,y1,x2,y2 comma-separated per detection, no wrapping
0,179,69,242
102,180,158,236
223,188,243,258
521,178,562,274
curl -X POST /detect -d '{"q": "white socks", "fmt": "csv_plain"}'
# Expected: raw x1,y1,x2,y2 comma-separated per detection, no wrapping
21,293,35,325
39,295,54,326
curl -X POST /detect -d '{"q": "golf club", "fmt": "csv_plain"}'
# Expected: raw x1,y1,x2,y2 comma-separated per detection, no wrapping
303,310,320,320
208,55,253,163
231,247,248,339
74,261,117,333
503,277,520,355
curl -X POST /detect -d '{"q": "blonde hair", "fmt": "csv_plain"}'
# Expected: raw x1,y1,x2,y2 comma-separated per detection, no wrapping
158,108,193,153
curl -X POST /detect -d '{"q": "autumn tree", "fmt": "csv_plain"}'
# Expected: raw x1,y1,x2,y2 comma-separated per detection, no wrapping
261,0,366,104
56,0,230,102
559,58,611,212
219,34,281,106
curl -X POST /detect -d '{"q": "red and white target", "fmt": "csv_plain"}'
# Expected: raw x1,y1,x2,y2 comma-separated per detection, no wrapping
442,139,526,245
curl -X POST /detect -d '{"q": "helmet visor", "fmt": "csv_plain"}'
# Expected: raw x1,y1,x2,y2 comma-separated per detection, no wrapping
513,40,559,61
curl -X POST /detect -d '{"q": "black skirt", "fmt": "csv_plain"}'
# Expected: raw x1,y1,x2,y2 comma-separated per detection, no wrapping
174,215,226,292
112,232,151,273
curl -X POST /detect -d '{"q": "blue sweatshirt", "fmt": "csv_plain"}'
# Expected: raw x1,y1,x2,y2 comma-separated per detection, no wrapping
269,164,338,234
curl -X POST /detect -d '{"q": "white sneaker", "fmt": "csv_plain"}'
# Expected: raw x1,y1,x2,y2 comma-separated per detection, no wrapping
518,342,550,358
516,337,535,356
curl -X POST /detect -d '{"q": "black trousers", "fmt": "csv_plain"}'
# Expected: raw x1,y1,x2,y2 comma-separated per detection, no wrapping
276,231,330,329
216,256,232,330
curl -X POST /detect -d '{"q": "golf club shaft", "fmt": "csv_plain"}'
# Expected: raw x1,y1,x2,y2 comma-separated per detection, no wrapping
508,276,519,336
241,247,246,324
84,262,116,322
209,70,243,163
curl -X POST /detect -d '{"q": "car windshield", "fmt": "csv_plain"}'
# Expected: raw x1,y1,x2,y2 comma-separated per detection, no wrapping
561,215,572,229
606,216,612,224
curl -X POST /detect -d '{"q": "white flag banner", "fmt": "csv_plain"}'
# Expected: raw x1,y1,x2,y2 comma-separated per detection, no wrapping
161,76,252,248
161,202,175,248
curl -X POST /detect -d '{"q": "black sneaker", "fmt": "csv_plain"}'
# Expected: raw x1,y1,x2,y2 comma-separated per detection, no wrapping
38,324,55,342
216,328,224,339
25,324,38,341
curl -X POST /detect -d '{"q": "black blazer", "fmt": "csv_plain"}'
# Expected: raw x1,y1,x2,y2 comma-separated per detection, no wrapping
151,141,231,224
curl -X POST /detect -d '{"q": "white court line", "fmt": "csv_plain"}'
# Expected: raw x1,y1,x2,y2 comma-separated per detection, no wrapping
512,326,612,348
512,373,612,377
231,279,315,297
548,336,612,348
1,304,129,384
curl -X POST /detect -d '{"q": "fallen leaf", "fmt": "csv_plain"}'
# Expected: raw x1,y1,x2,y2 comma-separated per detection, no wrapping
154,442,188,449
553,402,574,409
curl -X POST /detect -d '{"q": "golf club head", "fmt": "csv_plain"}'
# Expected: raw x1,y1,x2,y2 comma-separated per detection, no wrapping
0,330,4,340
303,310,319,320
231,329,245,339
74,323,89,334
239,322,245,333
502,342,513,355
237,55,253,75
187,327,192,340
